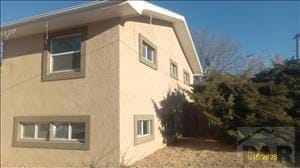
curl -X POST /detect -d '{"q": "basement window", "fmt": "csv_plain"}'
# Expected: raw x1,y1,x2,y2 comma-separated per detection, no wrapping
13,116,90,150
52,122,85,142
137,120,152,137
134,115,154,146
20,123,49,140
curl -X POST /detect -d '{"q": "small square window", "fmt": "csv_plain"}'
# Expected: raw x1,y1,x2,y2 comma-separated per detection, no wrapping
21,123,49,140
21,123,35,139
134,115,154,145
137,120,151,137
170,59,178,79
71,123,85,140
52,122,85,141
53,123,69,140
139,34,157,70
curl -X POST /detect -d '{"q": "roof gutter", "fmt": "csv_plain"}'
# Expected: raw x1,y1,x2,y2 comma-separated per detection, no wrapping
1,0,123,29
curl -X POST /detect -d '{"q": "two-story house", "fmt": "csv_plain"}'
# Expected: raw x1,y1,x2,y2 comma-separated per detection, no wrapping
0,1,202,167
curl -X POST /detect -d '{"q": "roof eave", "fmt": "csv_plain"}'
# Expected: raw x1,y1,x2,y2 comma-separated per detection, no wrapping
0,0,203,74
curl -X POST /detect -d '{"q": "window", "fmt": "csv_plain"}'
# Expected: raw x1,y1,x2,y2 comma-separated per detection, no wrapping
13,116,90,150
139,34,157,70
20,123,49,140
20,122,85,142
52,122,85,142
170,59,178,79
142,42,155,63
134,115,154,145
137,120,152,137
183,69,190,85
50,34,82,73
42,27,87,81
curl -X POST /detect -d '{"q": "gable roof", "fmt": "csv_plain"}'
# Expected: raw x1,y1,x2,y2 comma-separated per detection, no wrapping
0,0,203,74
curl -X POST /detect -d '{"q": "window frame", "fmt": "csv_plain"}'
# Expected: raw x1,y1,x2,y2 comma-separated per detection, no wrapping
137,120,151,138
49,33,82,73
42,27,87,81
170,59,178,80
134,115,154,146
20,122,49,140
139,34,158,70
183,69,190,85
52,122,85,142
13,116,90,150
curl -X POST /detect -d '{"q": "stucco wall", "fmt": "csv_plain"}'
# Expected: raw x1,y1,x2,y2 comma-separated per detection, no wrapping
1,16,195,167
119,16,193,165
1,19,120,167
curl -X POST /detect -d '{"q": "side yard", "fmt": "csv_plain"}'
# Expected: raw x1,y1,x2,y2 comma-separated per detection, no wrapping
130,138,285,168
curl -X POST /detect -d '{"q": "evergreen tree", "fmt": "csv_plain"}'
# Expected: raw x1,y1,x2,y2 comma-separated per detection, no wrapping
192,73,295,143
254,59,300,118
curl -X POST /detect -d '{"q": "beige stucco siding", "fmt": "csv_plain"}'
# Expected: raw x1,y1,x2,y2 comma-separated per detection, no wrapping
1,19,120,167
1,16,195,166
119,16,193,165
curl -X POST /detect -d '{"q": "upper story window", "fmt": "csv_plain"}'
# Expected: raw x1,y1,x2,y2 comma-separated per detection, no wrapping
139,34,157,70
50,34,82,73
170,59,178,80
42,27,87,81
142,42,154,63
183,69,190,85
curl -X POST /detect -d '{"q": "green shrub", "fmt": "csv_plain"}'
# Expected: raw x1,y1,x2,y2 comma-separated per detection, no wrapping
192,73,295,144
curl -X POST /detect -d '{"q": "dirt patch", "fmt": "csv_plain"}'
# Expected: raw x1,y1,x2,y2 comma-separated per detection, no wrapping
130,138,285,168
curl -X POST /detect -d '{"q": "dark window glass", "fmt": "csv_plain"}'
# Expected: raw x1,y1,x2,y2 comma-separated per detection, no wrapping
51,35,82,54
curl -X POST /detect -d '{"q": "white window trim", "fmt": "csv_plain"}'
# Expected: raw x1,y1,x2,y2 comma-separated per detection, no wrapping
143,43,154,63
20,123,48,140
20,122,85,142
137,120,151,138
52,123,85,142
49,33,82,73
51,50,81,57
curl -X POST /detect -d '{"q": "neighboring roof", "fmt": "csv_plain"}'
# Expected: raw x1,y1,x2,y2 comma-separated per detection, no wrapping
0,0,203,74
